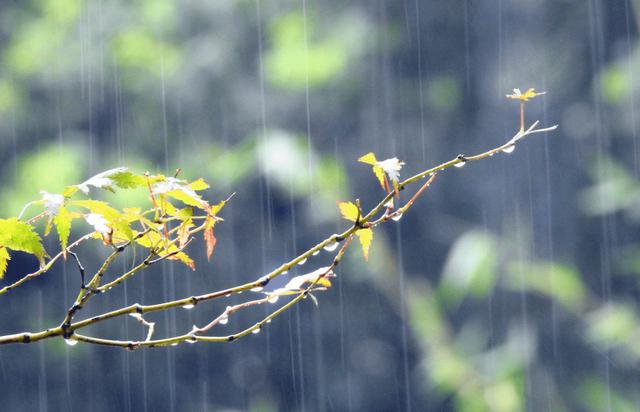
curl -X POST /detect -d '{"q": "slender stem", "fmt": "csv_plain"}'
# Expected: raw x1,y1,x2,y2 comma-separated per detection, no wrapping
0,233,94,295
0,120,556,346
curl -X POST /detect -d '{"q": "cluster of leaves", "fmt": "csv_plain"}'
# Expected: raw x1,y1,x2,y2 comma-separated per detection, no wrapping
0,167,226,279
336,152,406,261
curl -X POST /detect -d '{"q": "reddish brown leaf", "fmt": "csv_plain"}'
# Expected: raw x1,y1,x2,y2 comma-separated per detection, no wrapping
204,217,217,260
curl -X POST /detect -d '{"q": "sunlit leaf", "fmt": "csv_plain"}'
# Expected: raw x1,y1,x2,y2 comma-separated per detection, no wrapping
153,177,208,210
40,191,64,217
204,216,216,260
358,152,385,189
284,267,334,290
188,178,210,191
63,186,79,198
356,228,373,261
177,219,194,248
170,251,195,271
0,218,46,264
54,206,72,251
358,152,377,165
84,213,111,237
0,247,10,279
75,167,144,194
505,87,546,102
70,200,121,222
211,200,227,216
338,201,359,222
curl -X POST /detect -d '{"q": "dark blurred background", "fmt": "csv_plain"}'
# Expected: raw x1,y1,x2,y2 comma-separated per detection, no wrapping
1,0,639,411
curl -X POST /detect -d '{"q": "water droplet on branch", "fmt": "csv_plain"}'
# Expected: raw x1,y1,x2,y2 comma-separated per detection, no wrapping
454,161,466,168
268,295,280,304
64,338,78,346
298,258,307,265
182,304,195,309
392,213,403,222
502,145,516,154
323,242,339,252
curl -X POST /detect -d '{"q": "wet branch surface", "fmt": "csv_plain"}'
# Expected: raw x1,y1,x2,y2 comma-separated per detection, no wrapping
0,120,556,348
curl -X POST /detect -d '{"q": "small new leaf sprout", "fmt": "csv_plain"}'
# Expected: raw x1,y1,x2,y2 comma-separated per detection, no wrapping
506,88,546,132
358,153,386,189
265,267,336,302
337,201,373,260
376,158,405,184
358,152,406,193
505,88,546,102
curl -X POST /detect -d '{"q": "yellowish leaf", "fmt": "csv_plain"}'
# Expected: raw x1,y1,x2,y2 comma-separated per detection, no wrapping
338,201,359,222
189,178,210,191
505,87,546,102
356,228,373,261
170,251,195,271
358,152,386,189
204,216,217,260
0,247,10,279
358,152,377,165
177,219,194,248
372,166,386,189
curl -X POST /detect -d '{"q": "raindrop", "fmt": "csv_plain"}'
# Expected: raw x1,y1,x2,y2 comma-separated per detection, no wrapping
186,336,196,344
182,304,195,310
266,319,272,324
219,314,229,325
170,342,178,347
64,338,78,347
454,161,466,168
298,258,307,266
282,270,289,275
312,250,320,256
252,327,261,334
268,295,280,304
502,145,516,154
250,286,264,292
225,293,231,298
392,213,403,222
323,242,339,252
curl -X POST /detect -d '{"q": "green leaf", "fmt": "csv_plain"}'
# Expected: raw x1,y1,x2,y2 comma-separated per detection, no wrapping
54,206,72,250
438,231,498,308
0,218,46,264
70,200,121,222
109,169,146,189
152,177,208,209
75,167,145,194
0,247,10,279
505,261,586,312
